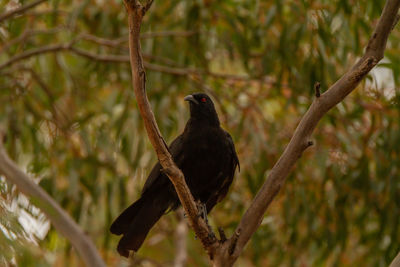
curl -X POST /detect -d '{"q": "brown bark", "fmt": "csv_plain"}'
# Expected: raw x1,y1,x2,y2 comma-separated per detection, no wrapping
390,251,400,267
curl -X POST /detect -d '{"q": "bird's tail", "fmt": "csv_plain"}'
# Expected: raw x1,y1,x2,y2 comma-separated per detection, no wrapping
110,192,170,257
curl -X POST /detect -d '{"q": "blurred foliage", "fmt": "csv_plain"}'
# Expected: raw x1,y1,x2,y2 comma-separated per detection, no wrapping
0,0,399,266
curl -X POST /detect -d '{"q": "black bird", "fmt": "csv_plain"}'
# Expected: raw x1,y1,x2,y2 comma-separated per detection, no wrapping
110,93,239,257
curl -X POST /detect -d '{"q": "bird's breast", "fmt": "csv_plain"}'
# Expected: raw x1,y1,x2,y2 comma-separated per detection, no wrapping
178,128,233,199
183,130,228,158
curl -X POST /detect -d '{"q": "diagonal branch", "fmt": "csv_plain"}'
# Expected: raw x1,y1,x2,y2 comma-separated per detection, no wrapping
0,0,47,23
221,0,400,264
390,250,400,267
122,0,218,259
0,140,106,267
0,43,73,70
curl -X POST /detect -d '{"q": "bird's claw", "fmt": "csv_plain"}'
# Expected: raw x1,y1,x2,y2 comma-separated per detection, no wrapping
196,201,208,223
182,202,207,222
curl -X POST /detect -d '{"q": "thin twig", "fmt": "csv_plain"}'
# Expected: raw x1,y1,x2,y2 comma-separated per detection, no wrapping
228,229,240,256
314,82,321,97
218,227,227,243
144,0,154,13
69,47,129,63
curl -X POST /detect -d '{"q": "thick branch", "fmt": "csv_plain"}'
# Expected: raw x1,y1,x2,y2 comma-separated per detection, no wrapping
0,0,46,23
224,0,400,263
0,142,105,267
123,0,218,258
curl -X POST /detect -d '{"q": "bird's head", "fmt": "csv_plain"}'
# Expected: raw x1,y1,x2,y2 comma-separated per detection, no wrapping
184,93,220,126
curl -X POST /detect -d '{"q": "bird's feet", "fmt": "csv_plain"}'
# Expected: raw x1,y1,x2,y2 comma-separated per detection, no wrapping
196,200,208,223
181,201,207,222
182,201,208,222
195,201,217,240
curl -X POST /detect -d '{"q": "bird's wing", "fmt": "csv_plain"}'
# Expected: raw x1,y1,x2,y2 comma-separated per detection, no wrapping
205,130,239,211
217,131,240,199
225,130,240,173
141,134,184,194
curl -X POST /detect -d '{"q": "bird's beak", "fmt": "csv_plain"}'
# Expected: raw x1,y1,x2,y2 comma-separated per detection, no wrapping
184,95,199,105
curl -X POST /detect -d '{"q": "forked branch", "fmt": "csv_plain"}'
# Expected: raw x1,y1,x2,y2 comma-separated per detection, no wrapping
122,0,400,265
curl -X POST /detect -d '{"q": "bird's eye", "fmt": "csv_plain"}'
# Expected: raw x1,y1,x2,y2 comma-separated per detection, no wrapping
200,97,207,103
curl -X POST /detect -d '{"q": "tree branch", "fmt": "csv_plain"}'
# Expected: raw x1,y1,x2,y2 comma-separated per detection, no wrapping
0,0,46,23
390,250,400,267
0,43,72,70
122,0,218,259
0,29,282,85
0,140,105,267
0,28,64,54
223,0,400,264
0,41,263,82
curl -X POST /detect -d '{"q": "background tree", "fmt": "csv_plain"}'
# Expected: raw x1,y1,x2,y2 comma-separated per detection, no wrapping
0,0,399,266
